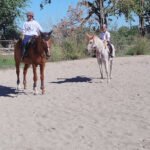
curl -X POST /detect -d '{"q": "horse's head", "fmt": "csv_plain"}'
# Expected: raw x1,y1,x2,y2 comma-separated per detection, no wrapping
39,30,53,56
86,34,96,54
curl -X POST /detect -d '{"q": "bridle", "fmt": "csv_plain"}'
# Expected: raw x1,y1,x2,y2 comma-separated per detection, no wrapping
89,36,97,51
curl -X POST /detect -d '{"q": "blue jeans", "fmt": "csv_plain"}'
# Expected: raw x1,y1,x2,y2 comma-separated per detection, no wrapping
22,35,33,56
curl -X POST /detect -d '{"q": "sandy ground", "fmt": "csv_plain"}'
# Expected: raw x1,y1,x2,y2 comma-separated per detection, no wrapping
0,56,150,150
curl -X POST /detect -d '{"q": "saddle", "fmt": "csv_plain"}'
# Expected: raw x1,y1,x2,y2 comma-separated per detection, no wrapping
21,36,37,58
103,41,113,57
103,41,108,49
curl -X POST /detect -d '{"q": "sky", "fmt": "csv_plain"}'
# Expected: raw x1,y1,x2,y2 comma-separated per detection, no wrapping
18,0,78,31
18,0,139,31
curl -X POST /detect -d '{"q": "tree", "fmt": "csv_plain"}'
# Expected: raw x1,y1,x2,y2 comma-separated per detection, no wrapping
40,0,51,9
68,0,115,27
0,0,29,39
58,0,138,28
131,0,150,36
39,0,118,26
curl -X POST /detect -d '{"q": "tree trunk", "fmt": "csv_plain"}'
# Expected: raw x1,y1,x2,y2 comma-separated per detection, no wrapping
139,0,145,36
99,0,105,26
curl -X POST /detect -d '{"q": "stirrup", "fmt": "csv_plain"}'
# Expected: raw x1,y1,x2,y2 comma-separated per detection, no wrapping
21,55,24,60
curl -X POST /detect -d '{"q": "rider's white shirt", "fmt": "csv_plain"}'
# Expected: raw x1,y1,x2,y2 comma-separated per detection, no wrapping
23,20,43,36
99,31,110,41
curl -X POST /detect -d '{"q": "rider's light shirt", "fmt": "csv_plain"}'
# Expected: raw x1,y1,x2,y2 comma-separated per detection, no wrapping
23,20,43,36
100,31,110,42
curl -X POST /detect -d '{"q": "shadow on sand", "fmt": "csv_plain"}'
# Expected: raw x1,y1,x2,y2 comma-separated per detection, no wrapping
50,76,93,84
0,85,18,97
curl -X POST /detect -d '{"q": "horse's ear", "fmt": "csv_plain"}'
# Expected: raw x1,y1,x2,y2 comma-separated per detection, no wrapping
86,33,93,40
86,33,90,40
40,31,44,37
48,30,53,36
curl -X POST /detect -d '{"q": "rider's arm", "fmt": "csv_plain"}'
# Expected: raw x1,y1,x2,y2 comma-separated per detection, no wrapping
106,31,110,42
35,21,43,33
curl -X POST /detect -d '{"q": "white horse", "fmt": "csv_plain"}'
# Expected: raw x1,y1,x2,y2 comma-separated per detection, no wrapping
86,34,115,83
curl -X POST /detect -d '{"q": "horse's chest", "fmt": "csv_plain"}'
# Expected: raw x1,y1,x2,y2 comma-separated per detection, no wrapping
96,51,104,59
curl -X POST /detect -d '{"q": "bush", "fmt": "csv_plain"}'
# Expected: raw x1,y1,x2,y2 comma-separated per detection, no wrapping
50,40,87,62
0,55,15,69
62,40,78,60
50,45,64,62
126,37,150,55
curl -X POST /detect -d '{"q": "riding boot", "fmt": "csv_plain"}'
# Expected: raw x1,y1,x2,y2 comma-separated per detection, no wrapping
21,47,26,60
107,42,113,57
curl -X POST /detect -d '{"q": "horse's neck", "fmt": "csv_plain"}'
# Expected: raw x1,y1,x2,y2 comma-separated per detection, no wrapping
35,37,44,54
94,36,104,51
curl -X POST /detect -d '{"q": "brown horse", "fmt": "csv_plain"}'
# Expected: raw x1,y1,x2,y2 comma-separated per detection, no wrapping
14,31,52,94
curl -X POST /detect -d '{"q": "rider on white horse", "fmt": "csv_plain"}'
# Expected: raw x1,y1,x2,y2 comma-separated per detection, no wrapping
99,24,115,57
86,33,114,82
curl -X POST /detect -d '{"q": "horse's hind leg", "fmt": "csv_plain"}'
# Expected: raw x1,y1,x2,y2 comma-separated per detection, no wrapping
109,59,113,79
15,62,21,90
32,64,38,95
40,63,45,94
23,64,30,89
99,62,103,79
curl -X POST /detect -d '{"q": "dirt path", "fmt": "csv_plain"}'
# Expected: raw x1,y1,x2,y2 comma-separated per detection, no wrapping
0,56,150,150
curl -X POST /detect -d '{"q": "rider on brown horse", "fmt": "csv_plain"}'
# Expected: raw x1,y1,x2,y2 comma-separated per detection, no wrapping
22,11,51,59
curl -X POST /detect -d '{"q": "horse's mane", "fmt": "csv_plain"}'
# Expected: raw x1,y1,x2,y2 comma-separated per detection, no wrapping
29,36,46,55
93,35,104,48
90,35,109,52
93,35,102,42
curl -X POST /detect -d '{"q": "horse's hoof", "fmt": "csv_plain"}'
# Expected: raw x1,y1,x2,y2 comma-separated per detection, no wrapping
100,80,103,83
107,79,110,83
34,91,38,95
17,84,22,91
42,90,45,95
33,89,38,95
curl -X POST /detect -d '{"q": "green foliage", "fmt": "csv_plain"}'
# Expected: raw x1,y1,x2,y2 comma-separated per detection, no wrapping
113,26,139,53
0,0,29,39
50,25,150,61
116,0,135,19
62,40,78,60
0,55,15,69
0,0,28,22
3,26,20,40
50,28,88,61
49,42,87,62
126,37,150,55
50,45,64,62
111,26,150,56
61,31,87,60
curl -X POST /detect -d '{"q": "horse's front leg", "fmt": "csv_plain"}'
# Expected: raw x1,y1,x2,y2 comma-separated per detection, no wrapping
32,64,38,95
40,63,45,94
97,57,103,79
104,60,110,83
16,62,21,90
23,64,30,89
